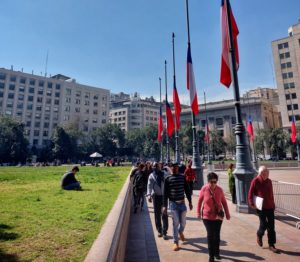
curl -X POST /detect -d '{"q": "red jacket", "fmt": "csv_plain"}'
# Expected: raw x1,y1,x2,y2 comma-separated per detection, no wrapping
197,184,230,220
248,175,275,209
184,166,196,182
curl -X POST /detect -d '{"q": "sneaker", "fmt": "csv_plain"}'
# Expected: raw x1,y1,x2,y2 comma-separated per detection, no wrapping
257,235,263,247
179,232,186,242
269,245,280,254
163,234,168,240
172,243,179,251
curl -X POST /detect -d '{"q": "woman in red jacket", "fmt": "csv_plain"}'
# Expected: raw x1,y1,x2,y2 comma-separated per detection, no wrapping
197,172,230,262
184,160,196,195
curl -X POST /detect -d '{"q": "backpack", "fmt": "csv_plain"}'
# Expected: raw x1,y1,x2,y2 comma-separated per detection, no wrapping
133,172,145,191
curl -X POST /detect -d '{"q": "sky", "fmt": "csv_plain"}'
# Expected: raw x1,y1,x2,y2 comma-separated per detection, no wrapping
0,0,300,104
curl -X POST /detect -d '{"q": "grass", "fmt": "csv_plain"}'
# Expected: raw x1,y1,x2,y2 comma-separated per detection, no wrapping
0,166,131,262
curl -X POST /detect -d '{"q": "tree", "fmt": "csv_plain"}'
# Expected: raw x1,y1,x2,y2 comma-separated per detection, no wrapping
51,126,74,162
0,116,29,164
210,129,226,158
267,128,289,158
224,132,236,158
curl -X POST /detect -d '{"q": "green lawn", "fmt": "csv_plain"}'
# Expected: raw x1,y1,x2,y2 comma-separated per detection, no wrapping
0,166,131,262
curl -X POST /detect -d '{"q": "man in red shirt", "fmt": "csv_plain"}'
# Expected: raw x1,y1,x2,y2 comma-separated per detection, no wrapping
248,166,280,254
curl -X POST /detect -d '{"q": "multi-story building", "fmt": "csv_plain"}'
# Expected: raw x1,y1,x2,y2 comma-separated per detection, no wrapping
272,21,300,128
109,93,160,131
0,68,110,147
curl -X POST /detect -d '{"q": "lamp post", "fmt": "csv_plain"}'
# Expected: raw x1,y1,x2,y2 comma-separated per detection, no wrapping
159,77,163,163
225,0,256,213
165,60,170,164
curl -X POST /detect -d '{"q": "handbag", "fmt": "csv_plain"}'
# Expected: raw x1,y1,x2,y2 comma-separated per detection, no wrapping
209,188,225,220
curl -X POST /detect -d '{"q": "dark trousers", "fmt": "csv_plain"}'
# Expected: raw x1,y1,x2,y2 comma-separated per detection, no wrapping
232,184,236,204
257,209,276,246
203,219,223,258
188,181,194,195
153,195,168,235
134,190,144,209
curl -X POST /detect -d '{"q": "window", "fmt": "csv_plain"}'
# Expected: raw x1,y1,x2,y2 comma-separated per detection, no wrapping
38,88,43,95
18,94,24,100
216,118,224,126
19,86,25,92
92,119,98,123
93,109,98,115
34,130,40,136
44,122,49,128
284,82,295,89
85,92,90,98
285,94,290,100
85,100,90,106
54,99,59,105
9,84,15,91
65,97,71,103
287,104,292,111
282,73,288,79
29,79,35,85
85,109,89,114
285,52,290,58
287,62,292,68
291,93,297,99
65,106,70,112
288,72,293,78
75,107,80,113
45,106,50,112
36,106,42,111
0,82,4,89
46,90,52,96
278,42,289,49
66,89,71,95
20,78,26,84
10,76,16,82
35,113,41,119
37,97,43,103
8,93,14,99
76,91,81,97
39,80,44,87
102,119,106,124
43,130,48,137
56,84,61,90
6,101,13,108
17,103,23,109
46,98,51,104
27,104,33,110
63,115,70,121
293,104,299,110
75,99,81,104
35,122,40,128
0,73,6,80
102,111,106,116
55,92,60,98
45,114,50,120
47,82,53,88
94,95,98,100
26,121,31,127
94,102,98,107
33,139,38,145
29,87,34,93
0,91,3,97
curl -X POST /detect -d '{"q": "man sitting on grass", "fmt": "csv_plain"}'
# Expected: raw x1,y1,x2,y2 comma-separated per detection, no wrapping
61,166,81,190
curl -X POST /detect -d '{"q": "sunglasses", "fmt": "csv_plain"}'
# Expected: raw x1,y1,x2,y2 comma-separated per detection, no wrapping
209,180,217,184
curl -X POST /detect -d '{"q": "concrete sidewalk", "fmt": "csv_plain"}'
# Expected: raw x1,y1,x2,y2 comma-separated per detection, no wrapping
126,191,300,261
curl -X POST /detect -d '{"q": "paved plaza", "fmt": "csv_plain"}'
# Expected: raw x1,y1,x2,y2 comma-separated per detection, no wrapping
125,168,300,262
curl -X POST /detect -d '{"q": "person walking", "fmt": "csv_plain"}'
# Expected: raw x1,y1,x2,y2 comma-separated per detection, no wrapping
184,160,196,195
227,163,236,204
197,172,230,262
163,163,193,251
147,162,169,239
248,166,280,254
132,163,148,213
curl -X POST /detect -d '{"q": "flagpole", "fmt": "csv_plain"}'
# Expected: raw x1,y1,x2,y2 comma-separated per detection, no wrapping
172,33,180,164
159,77,163,163
288,91,300,167
204,91,213,170
185,0,203,189
224,0,255,213
165,60,170,163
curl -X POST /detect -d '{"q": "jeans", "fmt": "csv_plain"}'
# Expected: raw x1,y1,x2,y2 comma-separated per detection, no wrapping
63,181,81,190
153,195,168,235
169,201,187,243
203,219,223,258
257,208,276,246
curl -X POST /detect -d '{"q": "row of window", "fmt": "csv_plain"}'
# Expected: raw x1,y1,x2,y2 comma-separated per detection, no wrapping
278,42,289,50
113,111,126,116
285,93,297,100
289,115,300,121
281,61,292,69
0,73,61,89
282,72,293,79
284,82,295,89
287,104,299,111
200,117,237,127
279,52,290,59
65,89,106,101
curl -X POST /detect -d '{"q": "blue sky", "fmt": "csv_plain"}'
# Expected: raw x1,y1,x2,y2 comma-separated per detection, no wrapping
1,0,300,104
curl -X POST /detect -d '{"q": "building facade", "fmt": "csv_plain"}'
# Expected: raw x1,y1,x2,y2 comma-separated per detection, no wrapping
0,68,110,147
272,21,300,128
109,93,160,131
180,96,282,139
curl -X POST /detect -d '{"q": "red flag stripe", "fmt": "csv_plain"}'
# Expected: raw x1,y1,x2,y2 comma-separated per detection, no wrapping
166,101,175,137
291,117,297,143
173,85,181,130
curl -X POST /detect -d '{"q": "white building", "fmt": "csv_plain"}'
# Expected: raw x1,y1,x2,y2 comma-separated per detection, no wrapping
0,68,110,147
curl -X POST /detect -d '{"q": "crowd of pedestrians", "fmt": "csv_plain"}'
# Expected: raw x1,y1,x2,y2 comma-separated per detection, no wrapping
129,161,280,262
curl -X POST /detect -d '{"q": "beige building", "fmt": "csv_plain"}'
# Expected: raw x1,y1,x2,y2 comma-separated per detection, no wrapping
272,21,300,128
0,68,110,147
109,93,160,131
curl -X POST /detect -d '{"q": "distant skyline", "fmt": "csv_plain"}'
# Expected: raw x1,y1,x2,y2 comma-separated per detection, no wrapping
0,0,300,105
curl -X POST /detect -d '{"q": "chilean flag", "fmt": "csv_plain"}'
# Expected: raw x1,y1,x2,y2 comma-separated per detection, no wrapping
187,43,199,115
173,81,181,130
291,116,297,143
247,116,254,141
204,117,210,143
220,0,239,88
166,100,175,137
157,106,163,142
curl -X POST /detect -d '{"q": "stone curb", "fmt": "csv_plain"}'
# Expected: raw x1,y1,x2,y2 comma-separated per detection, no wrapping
85,174,132,262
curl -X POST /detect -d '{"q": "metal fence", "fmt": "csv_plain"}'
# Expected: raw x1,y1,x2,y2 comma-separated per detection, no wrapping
272,180,300,228
216,172,300,228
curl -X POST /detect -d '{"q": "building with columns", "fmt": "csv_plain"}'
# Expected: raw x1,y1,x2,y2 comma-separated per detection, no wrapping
272,21,300,128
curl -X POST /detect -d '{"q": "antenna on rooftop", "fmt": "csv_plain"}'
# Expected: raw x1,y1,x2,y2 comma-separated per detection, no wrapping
45,49,49,77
